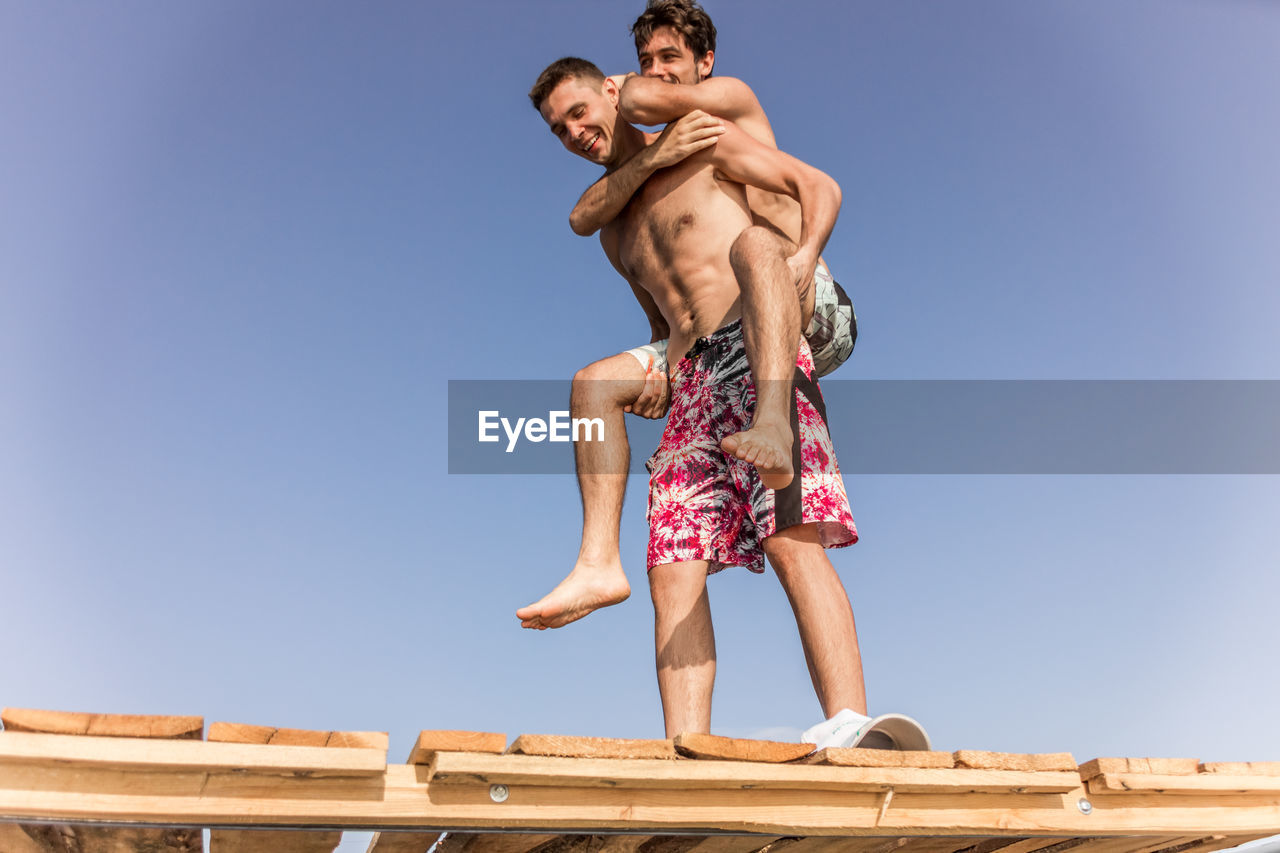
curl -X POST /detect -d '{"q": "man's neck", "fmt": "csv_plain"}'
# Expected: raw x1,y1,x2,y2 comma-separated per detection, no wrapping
605,122,654,174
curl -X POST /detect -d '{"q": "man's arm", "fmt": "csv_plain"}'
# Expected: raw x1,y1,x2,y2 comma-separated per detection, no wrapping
618,75,761,127
568,111,724,236
709,122,842,283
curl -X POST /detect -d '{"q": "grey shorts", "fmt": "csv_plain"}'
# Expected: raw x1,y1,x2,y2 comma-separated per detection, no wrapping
626,264,856,378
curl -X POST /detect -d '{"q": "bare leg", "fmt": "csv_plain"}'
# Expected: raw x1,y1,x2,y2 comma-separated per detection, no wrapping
517,352,647,629
763,523,867,717
649,561,716,736
721,226,802,491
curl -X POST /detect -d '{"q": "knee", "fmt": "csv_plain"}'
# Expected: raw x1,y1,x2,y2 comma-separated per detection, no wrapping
763,525,826,581
730,226,786,274
648,564,707,612
572,354,638,409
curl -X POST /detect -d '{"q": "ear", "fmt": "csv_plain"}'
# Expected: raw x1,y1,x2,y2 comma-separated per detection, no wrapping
602,75,620,105
697,50,715,80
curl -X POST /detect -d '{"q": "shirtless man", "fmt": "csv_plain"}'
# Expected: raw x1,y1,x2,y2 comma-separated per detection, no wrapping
518,0,854,632
529,56,866,736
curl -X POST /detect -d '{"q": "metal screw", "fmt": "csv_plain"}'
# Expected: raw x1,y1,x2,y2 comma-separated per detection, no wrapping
489,784,510,803
1077,798,1093,815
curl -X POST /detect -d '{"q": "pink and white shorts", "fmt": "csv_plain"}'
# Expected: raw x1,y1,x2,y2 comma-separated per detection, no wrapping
645,321,858,574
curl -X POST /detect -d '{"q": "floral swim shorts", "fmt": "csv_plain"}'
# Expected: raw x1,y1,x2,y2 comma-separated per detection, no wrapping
645,320,859,574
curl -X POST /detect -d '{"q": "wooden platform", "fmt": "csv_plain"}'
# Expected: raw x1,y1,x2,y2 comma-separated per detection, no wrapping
1,708,1277,853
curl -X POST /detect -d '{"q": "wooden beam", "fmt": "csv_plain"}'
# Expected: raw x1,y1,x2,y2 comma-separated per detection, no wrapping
1,707,203,740
673,734,813,763
2,754,1279,836
1087,773,1280,795
209,829,342,852
0,824,50,853
667,838,780,852
207,722,387,852
428,752,1084,794
3,824,204,852
0,731,386,777
0,708,206,853
508,735,677,760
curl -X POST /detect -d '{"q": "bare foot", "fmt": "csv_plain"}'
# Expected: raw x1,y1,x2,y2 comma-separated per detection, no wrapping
721,421,794,490
516,562,631,630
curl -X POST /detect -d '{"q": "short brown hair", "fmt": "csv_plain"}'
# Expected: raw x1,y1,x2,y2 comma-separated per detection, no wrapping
529,57,605,111
631,0,717,72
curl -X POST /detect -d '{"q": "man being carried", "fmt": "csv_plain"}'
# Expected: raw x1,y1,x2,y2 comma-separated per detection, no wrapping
528,55,867,738
518,0,854,632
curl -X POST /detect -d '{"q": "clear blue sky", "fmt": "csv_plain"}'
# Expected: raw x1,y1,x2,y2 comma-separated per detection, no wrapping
3,2,1279,846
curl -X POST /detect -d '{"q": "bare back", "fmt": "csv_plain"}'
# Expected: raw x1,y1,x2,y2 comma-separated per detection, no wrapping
601,143,754,364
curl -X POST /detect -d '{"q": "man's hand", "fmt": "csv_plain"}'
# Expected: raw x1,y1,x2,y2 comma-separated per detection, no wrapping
645,110,725,170
625,355,670,419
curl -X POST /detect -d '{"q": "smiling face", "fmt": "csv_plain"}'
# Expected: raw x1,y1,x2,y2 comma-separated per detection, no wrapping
539,75,622,166
637,25,714,84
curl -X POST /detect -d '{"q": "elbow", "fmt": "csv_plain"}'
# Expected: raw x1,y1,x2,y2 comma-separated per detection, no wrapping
617,93,650,125
569,210,596,237
618,87,665,126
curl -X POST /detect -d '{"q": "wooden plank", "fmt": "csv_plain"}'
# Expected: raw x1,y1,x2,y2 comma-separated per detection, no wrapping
6,824,205,852
1088,772,1280,794
509,735,677,761
985,840,1082,853
674,733,813,763
954,754,1076,773
1064,836,1188,853
0,730,385,776
435,833,558,851
209,722,388,751
1,707,204,740
799,749,954,769
209,723,384,852
208,829,342,852
1199,763,1280,776
637,839,777,853
429,752,1083,794
1172,835,1278,853
525,837,655,853
407,730,507,765
366,831,444,853
1078,760,1199,781
672,838,778,853
1,708,206,853
0,824,47,853
5,758,1280,835
767,837,1001,853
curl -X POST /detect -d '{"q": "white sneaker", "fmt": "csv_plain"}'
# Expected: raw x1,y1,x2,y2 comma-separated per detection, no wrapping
802,708,932,752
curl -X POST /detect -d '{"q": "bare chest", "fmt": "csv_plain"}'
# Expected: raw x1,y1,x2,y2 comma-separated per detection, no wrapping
614,160,746,273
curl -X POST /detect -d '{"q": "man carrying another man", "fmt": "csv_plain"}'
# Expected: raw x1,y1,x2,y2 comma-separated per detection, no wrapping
518,0,854,632
522,1,927,751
